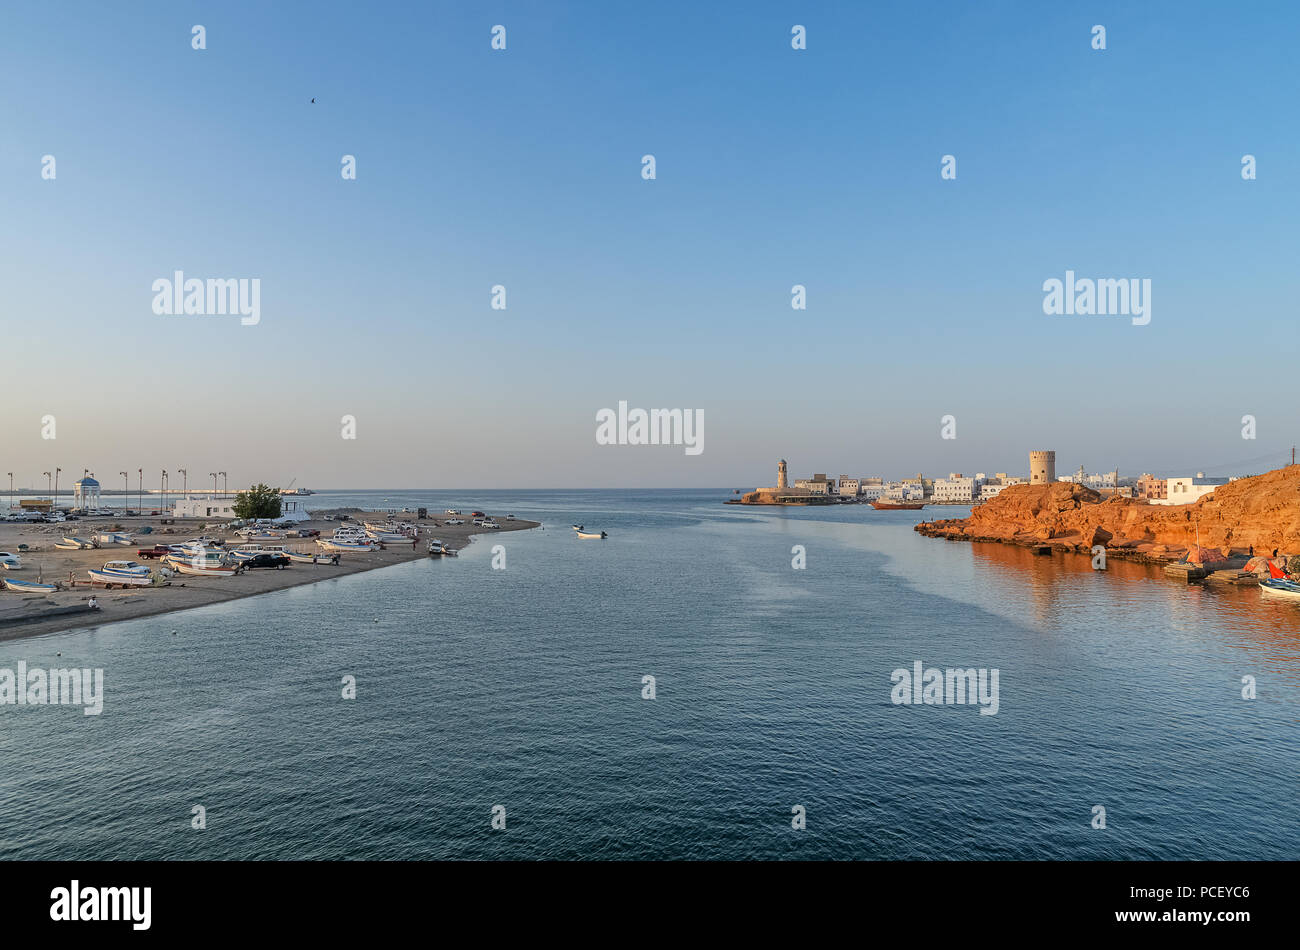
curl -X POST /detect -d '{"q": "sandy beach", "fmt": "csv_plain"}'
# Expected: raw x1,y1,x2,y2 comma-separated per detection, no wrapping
0,510,539,642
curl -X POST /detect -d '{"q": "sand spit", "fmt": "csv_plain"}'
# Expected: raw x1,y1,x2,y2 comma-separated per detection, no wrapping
0,511,539,642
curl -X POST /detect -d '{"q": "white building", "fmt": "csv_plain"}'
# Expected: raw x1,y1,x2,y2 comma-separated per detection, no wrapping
1150,474,1230,506
838,477,861,497
172,496,236,519
933,474,976,503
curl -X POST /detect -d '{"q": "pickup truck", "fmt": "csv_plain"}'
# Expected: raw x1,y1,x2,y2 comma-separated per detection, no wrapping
137,545,175,559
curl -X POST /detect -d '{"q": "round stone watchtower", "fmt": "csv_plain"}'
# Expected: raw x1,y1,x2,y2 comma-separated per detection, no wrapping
1029,450,1056,485
777,459,788,489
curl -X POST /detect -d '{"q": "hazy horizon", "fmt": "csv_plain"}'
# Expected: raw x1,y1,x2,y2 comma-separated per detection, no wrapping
4,1,1294,488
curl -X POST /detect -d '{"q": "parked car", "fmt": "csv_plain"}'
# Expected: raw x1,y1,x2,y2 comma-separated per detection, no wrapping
240,553,290,570
505,514,515,521
470,511,485,518
0,552,21,569
482,520,501,529
137,545,174,560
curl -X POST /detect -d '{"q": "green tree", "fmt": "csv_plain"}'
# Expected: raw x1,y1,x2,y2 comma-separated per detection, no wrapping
233,484,282,520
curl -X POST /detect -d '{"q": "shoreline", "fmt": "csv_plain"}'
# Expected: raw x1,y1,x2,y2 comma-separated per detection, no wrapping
0,512,540,643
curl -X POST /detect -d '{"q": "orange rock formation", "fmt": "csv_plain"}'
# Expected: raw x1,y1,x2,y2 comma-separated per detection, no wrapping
915,466,1300,561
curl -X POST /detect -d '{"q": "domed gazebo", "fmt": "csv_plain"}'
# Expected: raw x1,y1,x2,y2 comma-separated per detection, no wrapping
74,475,101,510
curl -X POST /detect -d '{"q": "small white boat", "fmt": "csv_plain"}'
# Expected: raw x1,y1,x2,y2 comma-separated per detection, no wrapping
55,541,83,550
173,562,238,577
88,569,154,587
1260,578,1300,601
62,536,96,549
100,560,150,576
576,530,607,539
3,577,58,592
163,552,230,571
317,539,377,553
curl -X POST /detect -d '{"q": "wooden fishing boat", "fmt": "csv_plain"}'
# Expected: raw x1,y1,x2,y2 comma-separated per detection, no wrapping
576,530,607,539
317,539,377,553
173,562,238,577
87,569,154,587
3,577,59,592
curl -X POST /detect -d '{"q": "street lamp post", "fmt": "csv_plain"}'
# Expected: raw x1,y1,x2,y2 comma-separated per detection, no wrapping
178,469,188,499
6,473,11,512
138,469,143,516
210,472,217,495
53,468,60,514
219,471,227,497
161,470,168,515
120,472,129,515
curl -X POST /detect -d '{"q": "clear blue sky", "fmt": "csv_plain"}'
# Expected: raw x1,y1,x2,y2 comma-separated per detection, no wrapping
2,1,1295,489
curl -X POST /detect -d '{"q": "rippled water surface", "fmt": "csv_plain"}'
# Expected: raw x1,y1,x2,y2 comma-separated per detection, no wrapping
1,490,1296,859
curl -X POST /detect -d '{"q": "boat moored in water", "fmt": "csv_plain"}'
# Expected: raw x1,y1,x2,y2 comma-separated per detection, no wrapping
576,530,607,539
870,500,926,510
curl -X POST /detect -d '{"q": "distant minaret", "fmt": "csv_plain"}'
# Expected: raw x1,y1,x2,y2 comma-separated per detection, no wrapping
777,459,788,489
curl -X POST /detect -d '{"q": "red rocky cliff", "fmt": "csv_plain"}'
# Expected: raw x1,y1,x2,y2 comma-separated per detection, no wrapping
916,466,1300,561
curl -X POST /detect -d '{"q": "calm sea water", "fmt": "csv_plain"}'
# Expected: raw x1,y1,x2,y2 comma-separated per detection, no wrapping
1,489,1296,860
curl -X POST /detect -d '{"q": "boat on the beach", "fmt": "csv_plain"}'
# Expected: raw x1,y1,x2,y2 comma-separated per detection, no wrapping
163,550,231,571
285,550,329,564
870,500,926,510
62,536,96,549
317,539,377,553
55,540,83,550
100,560,150,576
87,569,155,587
173,562,238,577
231,544,289,561
3,577,58,592
576,530,607,539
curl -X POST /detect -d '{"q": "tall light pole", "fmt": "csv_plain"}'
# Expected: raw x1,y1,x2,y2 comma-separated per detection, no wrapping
210,472,218,495
6,472,11,512
53,468,60,513
43,471,51,497
138,469,143,516
219,471,227,496
178,468,188,499
120,472,129,514
161,470,168,515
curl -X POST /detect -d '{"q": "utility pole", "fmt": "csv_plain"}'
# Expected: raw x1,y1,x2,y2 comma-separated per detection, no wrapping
161,470,168,515
138,469,143,516
6,473,11,512
54,468,60,513
178,468,188,499
210,472,218,495
219,471,227,496
120,472,129,514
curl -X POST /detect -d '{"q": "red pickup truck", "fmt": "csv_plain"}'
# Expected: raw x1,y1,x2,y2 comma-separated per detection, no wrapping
137,545,175,559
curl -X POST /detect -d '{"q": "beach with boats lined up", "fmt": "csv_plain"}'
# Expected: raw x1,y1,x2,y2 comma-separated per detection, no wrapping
0,504,539,642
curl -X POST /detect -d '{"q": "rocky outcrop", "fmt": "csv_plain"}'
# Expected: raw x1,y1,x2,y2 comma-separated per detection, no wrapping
916,466,1300,562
